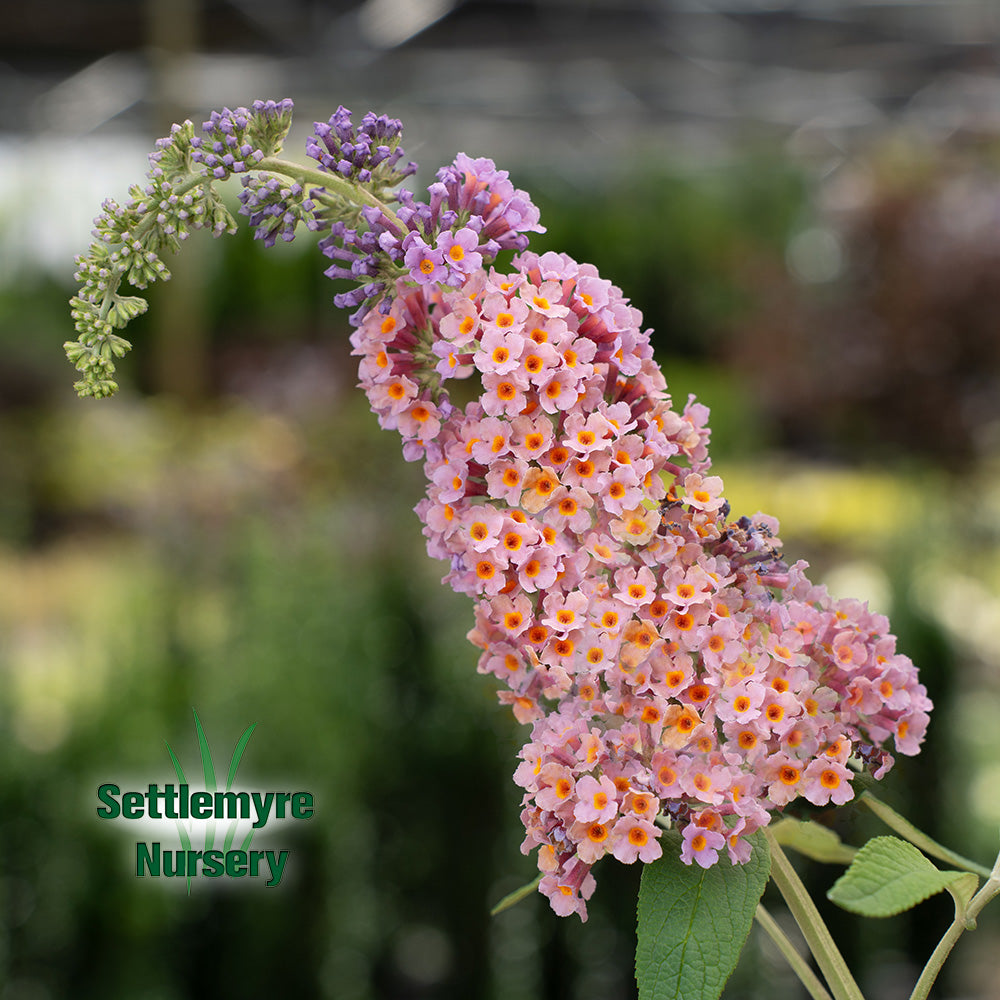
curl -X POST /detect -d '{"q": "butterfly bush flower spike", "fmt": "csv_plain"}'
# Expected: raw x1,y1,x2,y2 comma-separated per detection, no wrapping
66,99,933,923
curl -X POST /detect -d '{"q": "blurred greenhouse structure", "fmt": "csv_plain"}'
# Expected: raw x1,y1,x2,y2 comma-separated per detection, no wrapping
3,1,1000,997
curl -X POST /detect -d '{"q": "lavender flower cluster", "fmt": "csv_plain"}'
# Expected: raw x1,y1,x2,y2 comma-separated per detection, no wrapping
315,140,545,322
190,98,295,177
306,107,416,188
239,177,315,248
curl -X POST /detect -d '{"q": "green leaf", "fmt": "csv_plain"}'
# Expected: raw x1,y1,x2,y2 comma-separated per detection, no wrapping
945,873,980,919
827,836,978,918
770,818,857,865
636,830,770,1000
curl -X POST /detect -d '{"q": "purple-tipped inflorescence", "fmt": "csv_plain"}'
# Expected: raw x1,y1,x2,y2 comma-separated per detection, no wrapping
381,153,546,278
307,107,417,190
238,175,316,247
246,98,296,156
190,98,295,179
316,218,396,321
309,133,545,322
191,107,264,178
432,153,545,252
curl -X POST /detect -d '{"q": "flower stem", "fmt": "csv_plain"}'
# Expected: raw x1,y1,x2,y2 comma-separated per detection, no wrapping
860,792,992,879
755,902,833,1000
907,849,1000,1000
95,174,212,325
764,829,866,1000
256,156,407,231
490,874,543,916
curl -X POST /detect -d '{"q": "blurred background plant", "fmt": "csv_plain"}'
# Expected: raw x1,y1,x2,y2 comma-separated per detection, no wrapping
3,1,1000,998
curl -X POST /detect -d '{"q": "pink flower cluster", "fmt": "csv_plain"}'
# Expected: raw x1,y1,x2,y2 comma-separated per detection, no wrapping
349,247,932,920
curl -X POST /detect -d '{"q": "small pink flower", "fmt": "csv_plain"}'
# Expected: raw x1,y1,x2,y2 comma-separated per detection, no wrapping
535,763,576,812
438,296,480,345
538,370,581,413
474,328,524,376
402,234,447,284
480,292,529,337
764,753,805,807
716,682,766,725
894,709,930,756
431,339,475,380
682,472,726,512
484,457,529,506
515,545,560,592
564,411,614,455
490,593,534,637
480,371,528,418
724,818,753,864
539,876,588,919
542,590,589,634
611,816,662,863
801,758,855,806
573,774,619,824
437,227,484,278
518,280,569,318
613,566,658,608
396,398,442,442
680,824,725,868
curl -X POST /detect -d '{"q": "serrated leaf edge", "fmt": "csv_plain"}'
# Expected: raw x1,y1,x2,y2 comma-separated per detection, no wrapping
827,836,974,918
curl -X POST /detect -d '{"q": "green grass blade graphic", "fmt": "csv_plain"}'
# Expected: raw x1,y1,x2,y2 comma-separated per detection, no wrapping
165,740,188,785
222,723,256,851
192,709,217,853
193,708,217,792
166,741,194,894
167,715,260,889
226,723,256,791
225,722,257,851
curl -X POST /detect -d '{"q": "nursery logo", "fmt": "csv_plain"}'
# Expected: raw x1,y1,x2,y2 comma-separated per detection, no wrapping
97,710,313,890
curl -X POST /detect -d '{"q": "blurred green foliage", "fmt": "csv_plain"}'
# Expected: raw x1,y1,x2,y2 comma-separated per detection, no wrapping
528,155,808,360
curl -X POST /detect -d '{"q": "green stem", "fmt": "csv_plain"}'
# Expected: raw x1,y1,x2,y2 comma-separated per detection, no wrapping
755,902,833,1000
765,829,866,1000
95,174,210,326
907,851,1000,1000
490,874,543,916
257,156,407,232
860,793,992,879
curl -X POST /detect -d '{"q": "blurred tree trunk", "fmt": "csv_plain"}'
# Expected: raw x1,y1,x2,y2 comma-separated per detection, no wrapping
145,0,209,401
